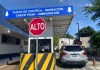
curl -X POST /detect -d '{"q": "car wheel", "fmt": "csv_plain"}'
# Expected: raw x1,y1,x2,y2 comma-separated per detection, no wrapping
58,59,63,67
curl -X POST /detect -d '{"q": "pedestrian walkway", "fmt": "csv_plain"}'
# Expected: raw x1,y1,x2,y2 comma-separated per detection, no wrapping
0,65,8,69
0,65,19,70
88,60,100,66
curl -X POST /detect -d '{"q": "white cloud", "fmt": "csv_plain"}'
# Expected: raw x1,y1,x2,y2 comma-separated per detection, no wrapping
85,3,92,7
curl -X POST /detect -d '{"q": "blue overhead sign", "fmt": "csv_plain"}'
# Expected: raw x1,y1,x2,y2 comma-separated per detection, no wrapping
4,6,74,19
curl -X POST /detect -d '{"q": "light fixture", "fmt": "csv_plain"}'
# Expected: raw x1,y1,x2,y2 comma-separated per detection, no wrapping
8,29,10,33
23,19,29,25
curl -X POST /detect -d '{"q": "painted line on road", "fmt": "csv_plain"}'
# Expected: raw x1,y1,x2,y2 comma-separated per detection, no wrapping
81,68,86,70
73,68,86,70
73,69,76,70
90,66,96,70
74,68,79,70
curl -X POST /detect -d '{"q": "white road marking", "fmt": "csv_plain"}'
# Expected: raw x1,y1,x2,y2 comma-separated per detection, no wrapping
95,67,100,70
90,66,96,70
73,69,80,70
81,68,86,70
73,69,76,70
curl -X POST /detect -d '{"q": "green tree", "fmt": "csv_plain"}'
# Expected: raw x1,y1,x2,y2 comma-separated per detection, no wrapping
63,34,74,39
76,26,96,37
53,36,59,46
91,31,100,48
84,0,100,25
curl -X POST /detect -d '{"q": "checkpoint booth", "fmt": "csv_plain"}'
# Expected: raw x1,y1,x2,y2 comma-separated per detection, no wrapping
20,16,74,70
21,17,55,70
20,17,55,70
4,6,74,70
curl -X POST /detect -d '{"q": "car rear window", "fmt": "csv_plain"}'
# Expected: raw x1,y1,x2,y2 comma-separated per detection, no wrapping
64,46,83,51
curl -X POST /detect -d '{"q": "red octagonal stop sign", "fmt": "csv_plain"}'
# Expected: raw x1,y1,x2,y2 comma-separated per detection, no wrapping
29,18,46,36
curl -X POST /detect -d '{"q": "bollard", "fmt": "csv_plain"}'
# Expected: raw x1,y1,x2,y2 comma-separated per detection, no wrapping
93,58,96,66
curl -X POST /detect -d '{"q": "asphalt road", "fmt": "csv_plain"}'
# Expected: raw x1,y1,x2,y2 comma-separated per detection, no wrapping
0,61,20,70
55,53,100,70
56,61,100,70
1,61,100,70
0,53,100,70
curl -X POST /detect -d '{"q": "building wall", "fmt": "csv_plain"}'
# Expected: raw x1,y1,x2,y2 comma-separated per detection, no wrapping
0,5,28,64
0,33,28,64
80,37,91,48
0,33,28,54
0,5,28,55
0,44,20,54
59,38,74,49
21,40,28,52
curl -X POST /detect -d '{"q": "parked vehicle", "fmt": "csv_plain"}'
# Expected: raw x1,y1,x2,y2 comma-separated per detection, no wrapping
41,45,50,52
59,45,88,66
54,46,59,52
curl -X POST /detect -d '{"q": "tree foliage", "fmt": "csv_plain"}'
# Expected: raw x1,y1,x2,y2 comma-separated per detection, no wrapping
63,34,74,39
91,31,100,48
53,36,59,46
76,26,96,37
84,0,100,25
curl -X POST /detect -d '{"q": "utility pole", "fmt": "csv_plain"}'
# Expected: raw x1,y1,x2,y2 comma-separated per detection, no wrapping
77,23,80,41
68,32,70,45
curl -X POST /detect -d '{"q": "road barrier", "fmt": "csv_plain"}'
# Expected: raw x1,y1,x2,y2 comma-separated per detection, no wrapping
20,53,55,70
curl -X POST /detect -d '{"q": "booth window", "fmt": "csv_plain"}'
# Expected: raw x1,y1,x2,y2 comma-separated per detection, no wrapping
30,39,51,53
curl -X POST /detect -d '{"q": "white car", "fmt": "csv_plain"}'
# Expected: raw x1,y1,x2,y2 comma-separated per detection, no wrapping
59,45,88,66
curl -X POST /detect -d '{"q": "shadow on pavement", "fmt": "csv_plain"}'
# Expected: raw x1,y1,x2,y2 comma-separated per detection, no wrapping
7,61,20,65
56,59,85,68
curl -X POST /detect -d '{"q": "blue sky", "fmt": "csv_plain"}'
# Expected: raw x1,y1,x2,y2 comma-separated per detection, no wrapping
0,0,100,37
67,0,100,36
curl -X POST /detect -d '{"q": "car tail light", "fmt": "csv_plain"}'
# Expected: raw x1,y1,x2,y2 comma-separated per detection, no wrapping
62,52,66,56
82,52,87,55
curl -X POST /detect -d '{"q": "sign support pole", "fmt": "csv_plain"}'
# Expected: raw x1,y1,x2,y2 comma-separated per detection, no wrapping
36,37,38,70
28,38,30,53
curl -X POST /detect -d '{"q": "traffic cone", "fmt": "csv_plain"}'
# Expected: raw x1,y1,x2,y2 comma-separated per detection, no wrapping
93,58,96,66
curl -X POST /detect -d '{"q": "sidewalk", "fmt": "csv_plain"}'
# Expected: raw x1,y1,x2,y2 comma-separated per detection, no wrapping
0,59,8,69
0,57,20,69
0,64,8,69
88,61,100,66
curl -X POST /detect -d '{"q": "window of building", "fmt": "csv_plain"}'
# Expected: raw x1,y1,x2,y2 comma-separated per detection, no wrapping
24,41,28,45
1,34,20,45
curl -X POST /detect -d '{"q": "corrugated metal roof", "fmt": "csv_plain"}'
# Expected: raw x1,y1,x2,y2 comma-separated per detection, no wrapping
8,15,73,37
